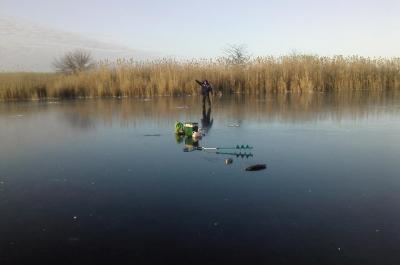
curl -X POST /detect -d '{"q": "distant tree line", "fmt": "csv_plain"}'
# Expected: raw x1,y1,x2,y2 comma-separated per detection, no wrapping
52,44,250,75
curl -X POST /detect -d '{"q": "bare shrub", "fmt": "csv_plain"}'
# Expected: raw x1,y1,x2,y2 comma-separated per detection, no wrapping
53,50,94,75
223,44,251,65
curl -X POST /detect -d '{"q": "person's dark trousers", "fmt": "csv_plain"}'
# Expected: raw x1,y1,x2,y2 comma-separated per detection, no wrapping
202,94,211,107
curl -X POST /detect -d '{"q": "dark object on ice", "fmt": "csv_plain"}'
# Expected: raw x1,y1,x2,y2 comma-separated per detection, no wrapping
225,158,233,165
245,164,266,171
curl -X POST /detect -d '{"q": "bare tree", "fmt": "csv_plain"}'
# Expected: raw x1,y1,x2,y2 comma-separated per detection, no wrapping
53,50,94,74
223,44,251,65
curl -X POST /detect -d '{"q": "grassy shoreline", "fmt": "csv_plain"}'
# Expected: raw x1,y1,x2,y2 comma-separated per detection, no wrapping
1,55,400,101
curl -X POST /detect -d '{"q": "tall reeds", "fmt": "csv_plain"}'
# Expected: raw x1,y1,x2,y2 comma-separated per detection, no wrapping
1,55,399,100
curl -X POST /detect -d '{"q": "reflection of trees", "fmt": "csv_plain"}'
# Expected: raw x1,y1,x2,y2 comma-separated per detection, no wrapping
78,92,400,126
62,112,95,130
1,92,399,128
219,91,400,123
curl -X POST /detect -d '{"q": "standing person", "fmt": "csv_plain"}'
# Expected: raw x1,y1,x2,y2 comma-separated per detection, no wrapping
195,80,213,107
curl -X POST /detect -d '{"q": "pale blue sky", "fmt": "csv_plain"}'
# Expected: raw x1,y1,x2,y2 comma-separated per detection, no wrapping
1,0,399,58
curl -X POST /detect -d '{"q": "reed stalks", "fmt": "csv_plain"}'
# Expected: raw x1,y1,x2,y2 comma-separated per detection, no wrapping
1,55,399,100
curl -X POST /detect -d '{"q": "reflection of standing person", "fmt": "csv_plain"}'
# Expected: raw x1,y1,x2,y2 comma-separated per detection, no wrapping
201,105,213,134
196,80,213,107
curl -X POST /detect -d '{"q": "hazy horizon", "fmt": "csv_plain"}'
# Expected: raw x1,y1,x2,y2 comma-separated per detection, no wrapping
1,0,399,71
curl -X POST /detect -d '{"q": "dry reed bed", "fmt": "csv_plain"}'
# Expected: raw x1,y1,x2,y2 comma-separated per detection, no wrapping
1,55,399,100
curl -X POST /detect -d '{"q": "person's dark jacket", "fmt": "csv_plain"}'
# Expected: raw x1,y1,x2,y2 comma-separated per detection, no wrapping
196,80,213,96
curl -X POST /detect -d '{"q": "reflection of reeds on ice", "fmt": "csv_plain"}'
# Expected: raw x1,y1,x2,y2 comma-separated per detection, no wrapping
1,93,398,127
